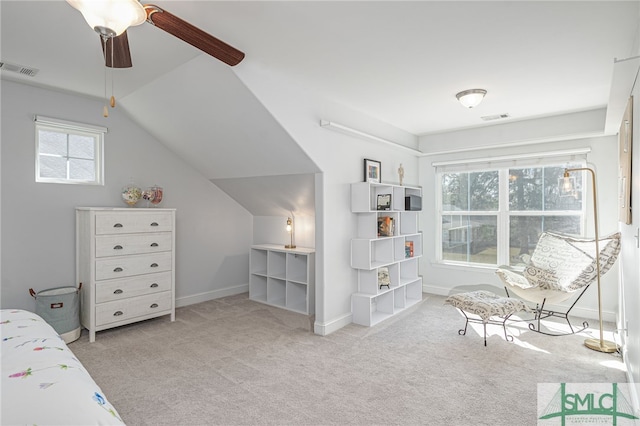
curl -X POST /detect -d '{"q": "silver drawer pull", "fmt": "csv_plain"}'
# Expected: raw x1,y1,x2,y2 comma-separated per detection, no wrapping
113,267,123,272
114,311,123,316
150,263,159,268
113,223,123,228
150,222,159,227
150,303,159,308
150,242,159,247
150,283,159,288
113,245,123,250
114,289,123,294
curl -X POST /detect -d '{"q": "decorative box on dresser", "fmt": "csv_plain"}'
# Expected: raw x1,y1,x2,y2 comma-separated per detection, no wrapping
350,182,423,326
76,207,176,342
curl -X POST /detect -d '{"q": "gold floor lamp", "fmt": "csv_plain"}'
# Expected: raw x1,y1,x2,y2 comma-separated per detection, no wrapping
563,167,618,353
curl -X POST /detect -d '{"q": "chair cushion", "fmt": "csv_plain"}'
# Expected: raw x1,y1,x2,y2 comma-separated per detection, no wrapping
444,290,531,323
495,267,535,290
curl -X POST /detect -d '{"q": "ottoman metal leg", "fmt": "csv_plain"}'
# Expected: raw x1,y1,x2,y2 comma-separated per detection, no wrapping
457,309,514,346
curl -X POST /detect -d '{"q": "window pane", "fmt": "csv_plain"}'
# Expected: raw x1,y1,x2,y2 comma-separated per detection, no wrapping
442,171,499,211
69,158,95,180
470,171,499,210
68,134,95,159
38,130,67,156
442,215,497,264
509,168,543,210
39,155,67,179
442,173,468,210
510,165,583,211
509,215,581,265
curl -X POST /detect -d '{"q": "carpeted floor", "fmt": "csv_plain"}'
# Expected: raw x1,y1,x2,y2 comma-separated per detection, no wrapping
69,293,627,426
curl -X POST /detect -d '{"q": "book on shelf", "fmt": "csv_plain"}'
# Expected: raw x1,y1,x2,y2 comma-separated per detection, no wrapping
405,241,414,258
377,216,394,237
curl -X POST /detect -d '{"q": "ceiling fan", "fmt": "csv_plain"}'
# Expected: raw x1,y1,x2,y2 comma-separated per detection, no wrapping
66,0,245,69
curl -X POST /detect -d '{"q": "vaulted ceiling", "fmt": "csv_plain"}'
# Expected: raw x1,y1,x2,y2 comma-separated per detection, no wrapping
2,1,638,182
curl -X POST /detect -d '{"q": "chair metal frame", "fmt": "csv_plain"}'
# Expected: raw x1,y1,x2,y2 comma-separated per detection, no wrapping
496,231,621,337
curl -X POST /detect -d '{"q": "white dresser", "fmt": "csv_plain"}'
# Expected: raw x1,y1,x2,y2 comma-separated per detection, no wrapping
76,207,176,342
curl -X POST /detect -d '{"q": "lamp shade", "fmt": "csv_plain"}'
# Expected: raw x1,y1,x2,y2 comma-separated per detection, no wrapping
66,0,146,37
456,89,487,108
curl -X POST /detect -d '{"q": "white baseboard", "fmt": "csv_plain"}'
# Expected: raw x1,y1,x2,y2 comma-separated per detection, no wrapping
175,283,249,308
314,312,353,336
422,283,616,323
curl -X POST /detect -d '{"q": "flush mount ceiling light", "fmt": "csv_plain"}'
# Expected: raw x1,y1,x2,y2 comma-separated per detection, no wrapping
66,0,146,38
456,89,487,108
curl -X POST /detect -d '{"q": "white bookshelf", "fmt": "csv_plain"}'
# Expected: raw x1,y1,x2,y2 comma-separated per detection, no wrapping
249,244,315,315
350,182,423,326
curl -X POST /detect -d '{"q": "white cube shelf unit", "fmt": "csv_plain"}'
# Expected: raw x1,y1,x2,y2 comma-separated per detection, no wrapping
250,244,315,315
351,182,423,326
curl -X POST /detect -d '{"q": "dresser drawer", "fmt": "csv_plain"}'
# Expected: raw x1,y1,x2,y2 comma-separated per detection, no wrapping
95,272,172,303
95,291,172,326
95,212,173,235
95,252,172,281
95,233,172,257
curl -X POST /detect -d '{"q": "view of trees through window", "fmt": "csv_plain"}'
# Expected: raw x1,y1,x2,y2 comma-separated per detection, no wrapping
440,164,584,266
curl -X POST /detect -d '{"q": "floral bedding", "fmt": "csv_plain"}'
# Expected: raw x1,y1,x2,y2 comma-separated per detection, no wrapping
1,309,124,425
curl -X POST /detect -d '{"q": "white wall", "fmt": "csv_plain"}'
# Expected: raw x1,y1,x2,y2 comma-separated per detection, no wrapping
619,85,640,414
1,80,253,311
254,216,315,249
234,60,420,334
418,112,620,322
618,9,640,409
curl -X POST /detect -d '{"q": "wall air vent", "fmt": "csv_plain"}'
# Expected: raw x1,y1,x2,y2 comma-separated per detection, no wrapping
481,113,510,121
0,61,39,77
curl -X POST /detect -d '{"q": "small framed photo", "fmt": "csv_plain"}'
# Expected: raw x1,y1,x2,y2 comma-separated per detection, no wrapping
377,194,391,210
378,266,391,289
364,159,381,183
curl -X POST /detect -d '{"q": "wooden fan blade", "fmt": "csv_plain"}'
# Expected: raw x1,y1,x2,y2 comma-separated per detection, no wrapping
100,32,133,68
145,5,245,66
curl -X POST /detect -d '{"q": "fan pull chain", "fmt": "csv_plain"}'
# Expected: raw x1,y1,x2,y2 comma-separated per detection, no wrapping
110,36,116,109
102,36,109,117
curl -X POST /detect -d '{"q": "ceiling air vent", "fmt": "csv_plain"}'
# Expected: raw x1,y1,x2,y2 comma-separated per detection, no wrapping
0,61,39,77
481,113,510,121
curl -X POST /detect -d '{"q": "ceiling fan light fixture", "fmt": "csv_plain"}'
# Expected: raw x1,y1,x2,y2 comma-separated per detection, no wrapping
66,0,146,37
456,89,487,108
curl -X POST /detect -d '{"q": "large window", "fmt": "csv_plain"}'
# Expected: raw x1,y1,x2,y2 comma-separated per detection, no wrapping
35,116,105,185
438,160,585,267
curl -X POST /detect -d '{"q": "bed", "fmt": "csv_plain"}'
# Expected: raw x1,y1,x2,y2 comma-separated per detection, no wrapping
1,309,124,425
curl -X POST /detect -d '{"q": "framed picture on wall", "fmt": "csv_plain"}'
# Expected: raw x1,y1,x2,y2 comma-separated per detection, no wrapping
364,158,381,183
619,96,633,224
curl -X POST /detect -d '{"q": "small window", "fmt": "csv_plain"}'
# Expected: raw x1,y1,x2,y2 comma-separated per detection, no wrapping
35,116,106,185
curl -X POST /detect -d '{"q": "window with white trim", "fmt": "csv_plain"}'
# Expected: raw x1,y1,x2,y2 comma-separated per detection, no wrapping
35,116,106,185
435,151,588,267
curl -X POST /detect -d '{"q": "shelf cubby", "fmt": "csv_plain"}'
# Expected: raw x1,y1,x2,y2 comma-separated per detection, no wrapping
249,274,268,303
267,277,286,307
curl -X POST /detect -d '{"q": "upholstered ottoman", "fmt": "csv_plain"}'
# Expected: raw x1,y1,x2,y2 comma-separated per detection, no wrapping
444,290,531,346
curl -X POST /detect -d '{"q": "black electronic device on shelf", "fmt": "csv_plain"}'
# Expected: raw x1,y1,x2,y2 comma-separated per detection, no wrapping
405,195,422,211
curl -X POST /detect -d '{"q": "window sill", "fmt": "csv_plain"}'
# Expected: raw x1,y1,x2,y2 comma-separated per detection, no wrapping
429,260,498,272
